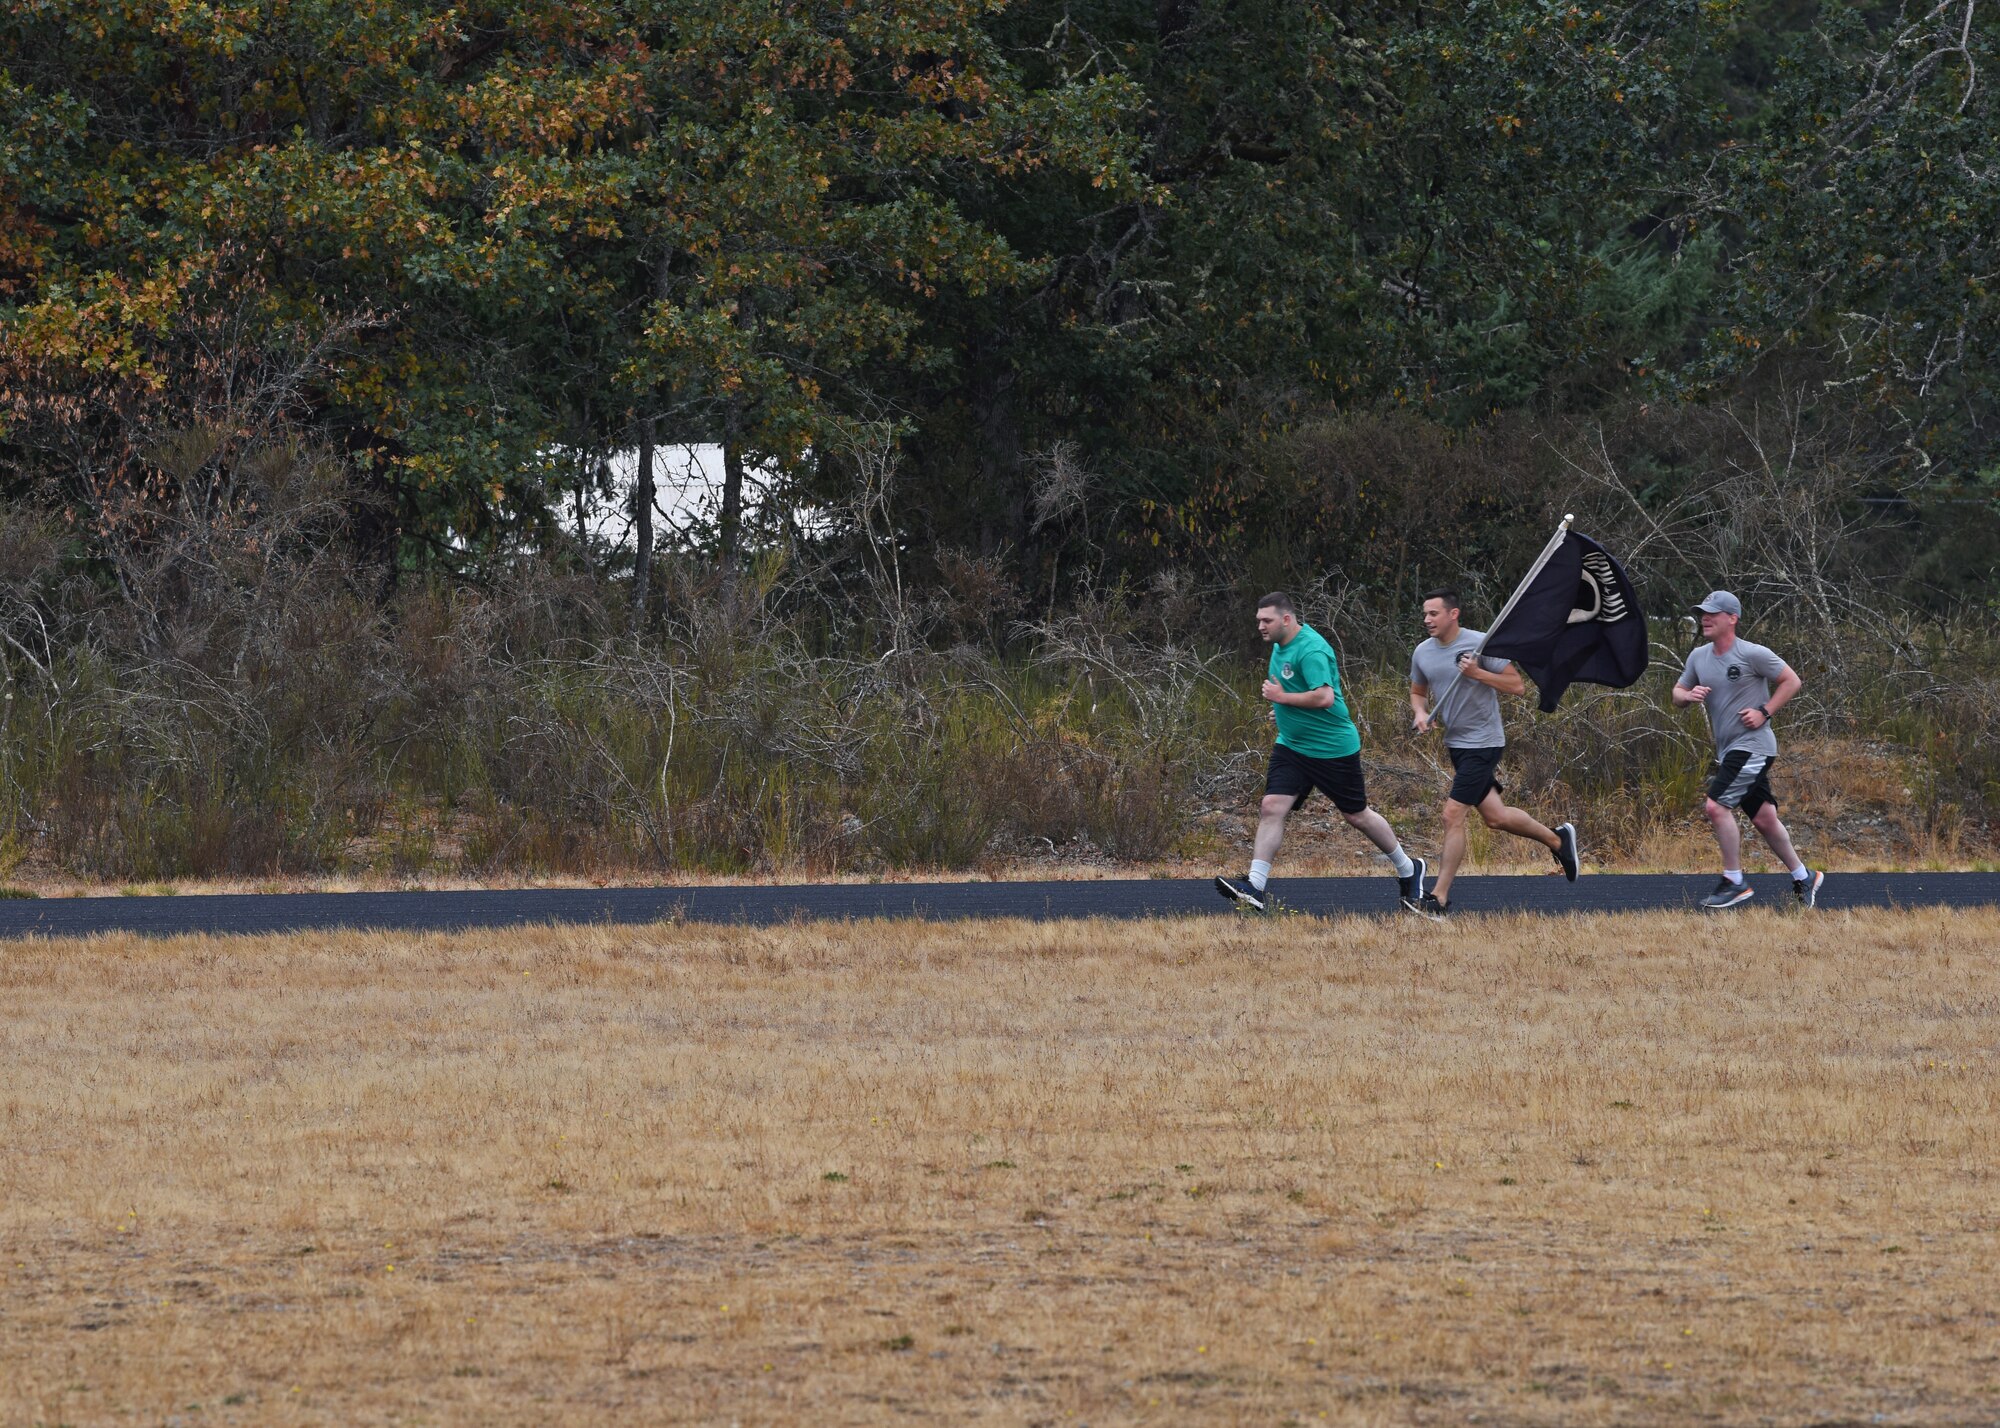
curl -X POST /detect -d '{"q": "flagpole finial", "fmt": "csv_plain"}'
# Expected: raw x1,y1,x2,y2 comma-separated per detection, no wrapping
1562,512,1574,526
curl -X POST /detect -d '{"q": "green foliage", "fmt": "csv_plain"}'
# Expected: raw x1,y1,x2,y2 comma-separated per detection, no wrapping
0,0,1145,553
7,0,1998,581
1695,2,1999,478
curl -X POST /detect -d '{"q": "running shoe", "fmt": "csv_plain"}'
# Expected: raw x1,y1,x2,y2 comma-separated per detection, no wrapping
1793,869,1824,908
1414,891,1451,921
1700,877,1755,910
1397,856,1428,914
1552,822,1580,882
1214,874,1267,911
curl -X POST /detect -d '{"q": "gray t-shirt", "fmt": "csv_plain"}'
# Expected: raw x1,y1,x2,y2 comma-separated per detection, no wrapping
1410,629,1512,749
1678,639,1788,758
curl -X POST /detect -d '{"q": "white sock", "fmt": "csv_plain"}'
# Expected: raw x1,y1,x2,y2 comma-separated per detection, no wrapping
1722,868,1743,885
1388,847,1415,880
1790,863,1810,881
1248,860,1271,892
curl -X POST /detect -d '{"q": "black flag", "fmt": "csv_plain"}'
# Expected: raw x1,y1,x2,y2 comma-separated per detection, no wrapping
1479,531,1648,712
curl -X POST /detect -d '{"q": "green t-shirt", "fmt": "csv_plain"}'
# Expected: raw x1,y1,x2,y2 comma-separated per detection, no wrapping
1268,623,1362,759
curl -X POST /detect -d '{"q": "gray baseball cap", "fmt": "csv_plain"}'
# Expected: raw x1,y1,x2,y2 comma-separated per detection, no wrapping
1691,590,1742,616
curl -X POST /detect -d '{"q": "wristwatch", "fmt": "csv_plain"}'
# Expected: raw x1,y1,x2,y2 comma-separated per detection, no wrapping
1755,704,1770,721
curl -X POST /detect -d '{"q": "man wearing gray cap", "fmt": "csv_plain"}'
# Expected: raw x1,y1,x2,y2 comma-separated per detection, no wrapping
1672,591,1824,909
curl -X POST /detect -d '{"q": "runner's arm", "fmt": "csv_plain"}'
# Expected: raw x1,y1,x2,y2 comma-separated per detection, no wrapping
1672,653,1707,705
1460,655,1527,697
1410,681,1432,732
1664,672,1712,708
1264,681,1336,709
1742,665,1801,728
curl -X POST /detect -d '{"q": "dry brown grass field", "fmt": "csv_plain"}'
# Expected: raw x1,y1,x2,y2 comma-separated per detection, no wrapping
4,910,1998,1425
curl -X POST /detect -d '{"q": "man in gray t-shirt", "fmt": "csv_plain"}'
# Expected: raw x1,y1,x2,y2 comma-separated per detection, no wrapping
1672,590,1823,909
1407,588,1579,915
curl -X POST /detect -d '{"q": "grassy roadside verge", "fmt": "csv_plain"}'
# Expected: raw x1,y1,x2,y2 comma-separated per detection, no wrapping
0,723,1978,898
3,603,1995,891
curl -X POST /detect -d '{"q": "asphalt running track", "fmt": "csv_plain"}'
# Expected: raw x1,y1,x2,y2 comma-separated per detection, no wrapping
0,872,1997,940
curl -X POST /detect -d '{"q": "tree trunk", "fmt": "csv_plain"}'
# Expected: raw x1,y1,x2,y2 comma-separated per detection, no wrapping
719,292,755,577
631,419,655,630
719,422,745,576
972,355,1025,559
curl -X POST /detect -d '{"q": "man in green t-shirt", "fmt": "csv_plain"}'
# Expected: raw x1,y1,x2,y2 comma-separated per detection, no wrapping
1215,592,1428,914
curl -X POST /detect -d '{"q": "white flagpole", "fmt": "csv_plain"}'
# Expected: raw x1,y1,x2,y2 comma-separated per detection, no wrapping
1428,513,1574,736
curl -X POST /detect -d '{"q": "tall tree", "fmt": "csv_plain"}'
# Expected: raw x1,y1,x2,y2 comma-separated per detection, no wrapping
1,0,1145,566
1694,0,1998,481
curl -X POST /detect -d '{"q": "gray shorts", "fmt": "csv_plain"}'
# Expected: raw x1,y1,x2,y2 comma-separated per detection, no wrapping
1707,751,1776,816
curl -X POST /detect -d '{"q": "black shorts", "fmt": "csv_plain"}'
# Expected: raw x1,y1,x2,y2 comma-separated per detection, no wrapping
1446,745,1505,807
1707,750,1777,816
1266,744,1368,815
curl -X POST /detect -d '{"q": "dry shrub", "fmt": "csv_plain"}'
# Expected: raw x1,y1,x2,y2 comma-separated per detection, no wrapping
0,376,1992,880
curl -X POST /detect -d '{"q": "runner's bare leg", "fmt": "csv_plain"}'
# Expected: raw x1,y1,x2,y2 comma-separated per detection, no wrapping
1477,789,1560,848
1750,802,1803,870
1342,806,1402,856
1704,798,1744,869
1435,798,1472,904
1253,794,1293,867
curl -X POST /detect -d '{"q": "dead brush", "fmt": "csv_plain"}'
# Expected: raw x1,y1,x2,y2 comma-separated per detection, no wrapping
5,414,2000,882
